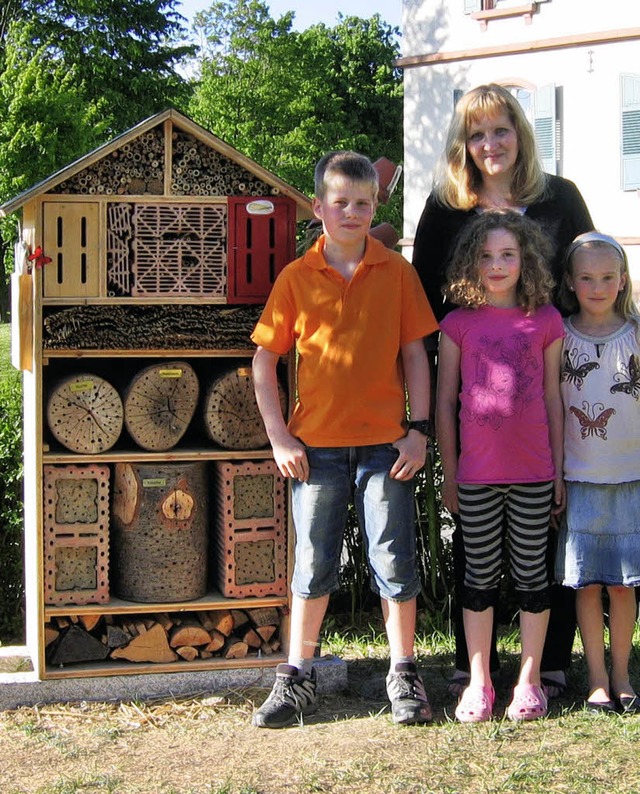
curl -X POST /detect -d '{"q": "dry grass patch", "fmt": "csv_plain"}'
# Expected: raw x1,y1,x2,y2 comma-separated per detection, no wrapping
2,632,640,794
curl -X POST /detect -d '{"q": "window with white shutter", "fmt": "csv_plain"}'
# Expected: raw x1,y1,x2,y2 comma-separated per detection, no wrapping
621,74,640,190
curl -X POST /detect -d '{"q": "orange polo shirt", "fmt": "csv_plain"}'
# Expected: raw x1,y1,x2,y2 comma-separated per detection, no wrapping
251,234,438,447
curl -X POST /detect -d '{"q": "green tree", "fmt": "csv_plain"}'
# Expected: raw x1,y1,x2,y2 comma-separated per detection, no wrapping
189,1,403,224
0,24,110,319
0,1,195,319
6,0,194,132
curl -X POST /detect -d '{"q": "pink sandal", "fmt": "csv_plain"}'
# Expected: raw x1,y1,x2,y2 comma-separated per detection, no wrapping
455,685,495,723
507,684,548,721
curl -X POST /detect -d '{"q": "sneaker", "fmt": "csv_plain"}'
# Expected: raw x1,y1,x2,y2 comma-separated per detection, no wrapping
385,662,433,725
252,663,318,728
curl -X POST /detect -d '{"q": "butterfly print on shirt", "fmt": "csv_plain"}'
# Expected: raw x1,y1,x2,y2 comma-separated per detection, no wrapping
561,348,599,391
569,401,616,439
610,354,640,400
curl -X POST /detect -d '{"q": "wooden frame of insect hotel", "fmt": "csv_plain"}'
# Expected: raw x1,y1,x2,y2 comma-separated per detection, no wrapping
2,109,313,679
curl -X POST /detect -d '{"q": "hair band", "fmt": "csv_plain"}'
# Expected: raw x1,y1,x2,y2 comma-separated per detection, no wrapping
566,231,626,264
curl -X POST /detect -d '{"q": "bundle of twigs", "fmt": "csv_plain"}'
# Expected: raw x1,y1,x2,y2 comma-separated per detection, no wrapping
43,305,263,350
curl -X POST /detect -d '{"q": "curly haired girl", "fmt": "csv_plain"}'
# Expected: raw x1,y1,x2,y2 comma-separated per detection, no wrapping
436,209,565,722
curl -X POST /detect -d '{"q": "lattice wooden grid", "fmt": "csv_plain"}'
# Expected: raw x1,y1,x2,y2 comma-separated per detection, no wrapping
131,203,227,296
43,464,110,606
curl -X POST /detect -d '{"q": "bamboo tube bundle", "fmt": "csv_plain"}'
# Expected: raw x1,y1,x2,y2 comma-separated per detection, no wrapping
171,131,272,196
58,126,165,195
203,365,286,450
123,361,199,451
47,373,123,453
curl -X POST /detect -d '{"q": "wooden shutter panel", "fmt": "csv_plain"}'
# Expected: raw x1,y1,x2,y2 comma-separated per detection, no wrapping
227,197,297,304
534,84,557,175
43,202,100,298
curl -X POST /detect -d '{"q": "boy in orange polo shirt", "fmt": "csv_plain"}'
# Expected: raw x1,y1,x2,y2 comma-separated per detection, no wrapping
251,151,438,728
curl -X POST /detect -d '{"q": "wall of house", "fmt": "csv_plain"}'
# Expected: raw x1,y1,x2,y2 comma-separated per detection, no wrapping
401,0,640,297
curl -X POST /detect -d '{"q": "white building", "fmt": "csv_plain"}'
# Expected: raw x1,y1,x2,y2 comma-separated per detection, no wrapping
399,0,640,297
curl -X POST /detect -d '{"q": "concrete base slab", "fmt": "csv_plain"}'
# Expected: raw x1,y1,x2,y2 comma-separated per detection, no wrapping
0,649,348,711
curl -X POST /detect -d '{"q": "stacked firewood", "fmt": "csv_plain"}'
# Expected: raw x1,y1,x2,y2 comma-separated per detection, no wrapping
45,606,283,666
43,304,263,350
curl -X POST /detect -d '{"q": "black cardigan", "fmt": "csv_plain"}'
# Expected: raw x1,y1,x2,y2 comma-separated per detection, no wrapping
411,174,594,325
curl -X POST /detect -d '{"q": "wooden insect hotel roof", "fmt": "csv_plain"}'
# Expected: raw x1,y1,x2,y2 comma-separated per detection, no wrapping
0,108,313,218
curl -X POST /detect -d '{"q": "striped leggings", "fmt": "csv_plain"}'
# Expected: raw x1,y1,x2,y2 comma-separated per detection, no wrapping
457,482,553,614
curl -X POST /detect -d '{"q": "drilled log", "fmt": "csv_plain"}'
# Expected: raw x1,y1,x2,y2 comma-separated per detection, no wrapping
124,361,199,451
111,462,208,602
204,366,286,450
47,373,123,453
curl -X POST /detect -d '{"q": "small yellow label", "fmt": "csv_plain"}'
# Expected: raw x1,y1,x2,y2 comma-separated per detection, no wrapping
159,369,183,378
237,367,252,377
142,478,167,488
69,380,94,392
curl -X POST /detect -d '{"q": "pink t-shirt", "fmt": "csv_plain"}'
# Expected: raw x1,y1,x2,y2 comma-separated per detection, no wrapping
440,304,564,484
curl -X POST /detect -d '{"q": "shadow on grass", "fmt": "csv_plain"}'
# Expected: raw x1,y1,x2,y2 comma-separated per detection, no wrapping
295,642,640,727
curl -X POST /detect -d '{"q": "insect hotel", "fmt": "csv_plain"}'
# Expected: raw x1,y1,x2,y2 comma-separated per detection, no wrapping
3,108,312,680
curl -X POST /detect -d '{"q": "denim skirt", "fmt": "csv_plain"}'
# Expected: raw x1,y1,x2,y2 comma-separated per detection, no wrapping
555,480,640,587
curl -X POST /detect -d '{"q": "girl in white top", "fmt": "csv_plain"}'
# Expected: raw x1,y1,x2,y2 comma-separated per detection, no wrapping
555,232,640,714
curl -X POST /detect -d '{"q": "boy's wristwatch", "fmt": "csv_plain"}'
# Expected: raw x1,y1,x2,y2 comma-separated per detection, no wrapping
407,419,432,437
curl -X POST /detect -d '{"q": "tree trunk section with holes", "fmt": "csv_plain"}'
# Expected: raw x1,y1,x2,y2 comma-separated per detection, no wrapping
203,365,286,450
123,360,199,451
111,461,208,602
46,373,123,453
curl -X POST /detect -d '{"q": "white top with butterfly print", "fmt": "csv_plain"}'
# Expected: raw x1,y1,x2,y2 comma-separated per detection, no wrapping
561,318,640,483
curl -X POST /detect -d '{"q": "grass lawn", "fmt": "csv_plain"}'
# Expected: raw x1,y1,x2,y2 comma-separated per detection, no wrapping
1,623,640,794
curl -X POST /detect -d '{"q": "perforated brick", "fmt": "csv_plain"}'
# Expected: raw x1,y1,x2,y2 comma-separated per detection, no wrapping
213,461,286,597
43,465,110,605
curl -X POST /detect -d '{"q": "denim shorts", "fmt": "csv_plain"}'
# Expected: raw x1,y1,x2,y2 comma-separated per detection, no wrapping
290,444,420,602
